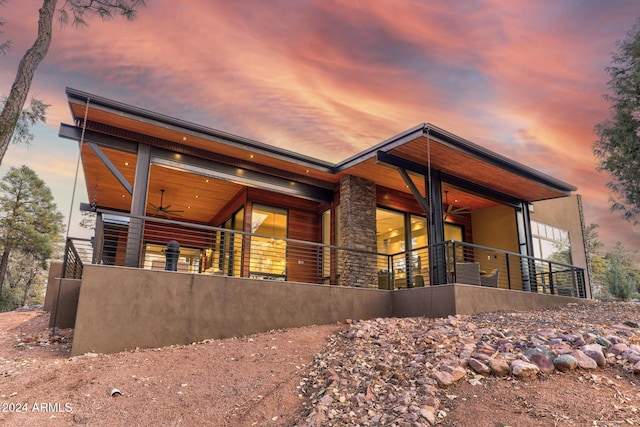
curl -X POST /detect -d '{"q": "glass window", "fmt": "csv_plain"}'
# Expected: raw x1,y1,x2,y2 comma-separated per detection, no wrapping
143,243,201,273
444,223,463,242
249,204,288,277
531,220,572,264
376,208,405,255
376,208,406,275
322,209,331,280
410,215,428,274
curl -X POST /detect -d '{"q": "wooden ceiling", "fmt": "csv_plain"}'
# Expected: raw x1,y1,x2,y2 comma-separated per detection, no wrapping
68,91,573,224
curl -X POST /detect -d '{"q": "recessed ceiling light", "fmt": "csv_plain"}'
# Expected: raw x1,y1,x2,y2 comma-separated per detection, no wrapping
195,195,199,198
205,179,209,183
121,194,126,198
249,154,254,159
305,169,310,173
124,162,129,166
182,136,187,141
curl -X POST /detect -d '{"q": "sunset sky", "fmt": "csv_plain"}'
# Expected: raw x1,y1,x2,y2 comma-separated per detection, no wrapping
1,0,639,257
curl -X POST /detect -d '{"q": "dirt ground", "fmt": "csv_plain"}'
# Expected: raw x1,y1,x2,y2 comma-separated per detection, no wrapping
0,305,639,426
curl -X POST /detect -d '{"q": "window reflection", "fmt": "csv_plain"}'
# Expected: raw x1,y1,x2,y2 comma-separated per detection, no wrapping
250,204,288,278
531,220,572,264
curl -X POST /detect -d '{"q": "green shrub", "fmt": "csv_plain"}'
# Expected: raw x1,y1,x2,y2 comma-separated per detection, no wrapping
606,258,636,301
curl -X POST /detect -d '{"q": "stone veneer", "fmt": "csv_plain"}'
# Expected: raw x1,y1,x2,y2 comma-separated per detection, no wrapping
339,175,378,287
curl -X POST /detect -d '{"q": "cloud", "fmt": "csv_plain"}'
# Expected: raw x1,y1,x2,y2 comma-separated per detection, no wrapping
3,0,640,258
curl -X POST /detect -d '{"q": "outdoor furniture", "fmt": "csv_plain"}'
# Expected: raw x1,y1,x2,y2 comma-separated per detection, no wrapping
455,262,481,285
481,267,500,287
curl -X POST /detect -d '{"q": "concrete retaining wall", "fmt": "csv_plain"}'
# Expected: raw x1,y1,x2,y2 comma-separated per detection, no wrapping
71,265,392,355
43,262,63,312
47,278,82,329
391,284,591,318
71,265,591,356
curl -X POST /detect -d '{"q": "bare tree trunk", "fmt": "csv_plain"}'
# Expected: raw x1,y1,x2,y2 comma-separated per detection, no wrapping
22,268,37,307
0,0,56,166
0,249,10,297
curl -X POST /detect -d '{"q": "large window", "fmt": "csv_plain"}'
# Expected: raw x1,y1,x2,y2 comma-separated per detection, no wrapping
376,208,405,255
143,243,201,273
531,220,572,264
322,209,331,281
249,204,288,278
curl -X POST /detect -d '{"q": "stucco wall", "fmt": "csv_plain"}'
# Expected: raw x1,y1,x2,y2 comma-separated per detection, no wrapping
391,284,590,318
71,265,392,356
43,261,63,311
469,205,524,289
72,265,592,356
531,195,591,298
47,278,82,329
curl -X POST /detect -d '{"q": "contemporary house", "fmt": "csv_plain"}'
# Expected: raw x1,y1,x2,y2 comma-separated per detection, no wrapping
49,88,591,355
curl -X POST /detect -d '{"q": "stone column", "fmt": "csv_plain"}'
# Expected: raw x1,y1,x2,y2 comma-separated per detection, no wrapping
339,175,377,287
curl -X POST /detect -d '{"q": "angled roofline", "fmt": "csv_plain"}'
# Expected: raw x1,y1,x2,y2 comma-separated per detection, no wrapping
65,88,576,194
336,123,576,194
423,123,576,193
65,87,336,172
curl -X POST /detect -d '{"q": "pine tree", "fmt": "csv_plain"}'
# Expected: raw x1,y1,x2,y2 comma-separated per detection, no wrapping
594,19,640,224
0,166,64,307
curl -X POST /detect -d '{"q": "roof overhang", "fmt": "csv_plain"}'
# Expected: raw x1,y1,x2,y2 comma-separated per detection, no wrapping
60,88,576,222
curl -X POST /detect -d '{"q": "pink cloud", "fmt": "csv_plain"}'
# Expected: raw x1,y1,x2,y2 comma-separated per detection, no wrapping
3,0,640,258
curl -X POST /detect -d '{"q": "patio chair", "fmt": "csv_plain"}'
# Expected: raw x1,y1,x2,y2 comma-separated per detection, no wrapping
480,267,500,287
454,262,481,285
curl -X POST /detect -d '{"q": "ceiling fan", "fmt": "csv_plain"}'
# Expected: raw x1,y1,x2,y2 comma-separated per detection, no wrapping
444,190,471,219
149,189,184,218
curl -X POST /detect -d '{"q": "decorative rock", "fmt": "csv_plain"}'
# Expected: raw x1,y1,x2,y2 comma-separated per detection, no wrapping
530,353,555,374
571,350,598,369
607,343,629,356
466,358,491,375
498,342,514,353
488,358,511,377
423,396,440,409
606,335,625,345
595,336,612,348
441,365,466,382
524,345,555,360
419,407,437,424
318,394,333,406
581,343,607,367
573,336,586,347
553,354,578,372
431,370,454,387
628,353,640,364
510,359,540,379
299,302,640,426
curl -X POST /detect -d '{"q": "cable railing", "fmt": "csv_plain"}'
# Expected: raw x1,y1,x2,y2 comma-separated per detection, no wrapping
63,210,586,298
61,237,93,279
